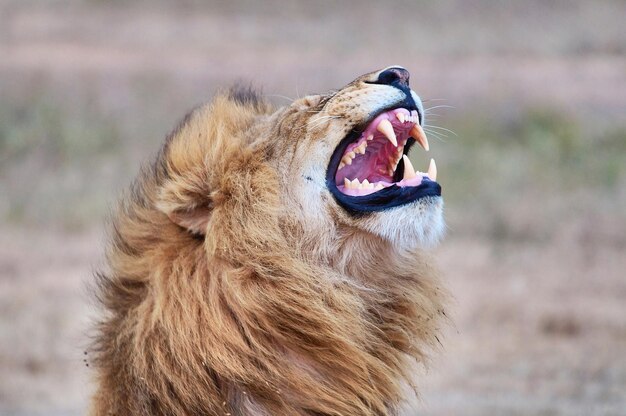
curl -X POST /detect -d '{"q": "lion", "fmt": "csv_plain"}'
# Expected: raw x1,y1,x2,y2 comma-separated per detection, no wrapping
90,66,447,416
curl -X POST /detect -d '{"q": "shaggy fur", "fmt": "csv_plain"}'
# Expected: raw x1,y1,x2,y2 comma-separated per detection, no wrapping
91,67,447,416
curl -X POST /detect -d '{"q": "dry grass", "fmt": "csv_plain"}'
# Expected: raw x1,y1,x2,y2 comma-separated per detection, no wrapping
1,0,625,414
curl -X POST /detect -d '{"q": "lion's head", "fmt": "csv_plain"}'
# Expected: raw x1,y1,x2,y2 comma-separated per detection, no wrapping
93,66,447,416
159,66,443,250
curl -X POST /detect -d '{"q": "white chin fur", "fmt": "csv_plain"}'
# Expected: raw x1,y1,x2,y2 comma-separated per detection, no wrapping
362,196,445,249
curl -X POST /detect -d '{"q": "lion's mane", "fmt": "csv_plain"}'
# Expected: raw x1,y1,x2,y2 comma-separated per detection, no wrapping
90,87,447,416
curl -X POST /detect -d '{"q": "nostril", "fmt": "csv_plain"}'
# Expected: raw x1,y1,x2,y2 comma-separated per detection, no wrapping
377,67,410,88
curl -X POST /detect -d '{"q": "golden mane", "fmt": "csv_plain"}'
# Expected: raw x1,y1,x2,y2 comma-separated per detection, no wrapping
91,74,447,415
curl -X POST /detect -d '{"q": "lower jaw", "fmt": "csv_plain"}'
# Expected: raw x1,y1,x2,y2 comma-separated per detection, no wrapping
337,175,426,197
327,178,441,215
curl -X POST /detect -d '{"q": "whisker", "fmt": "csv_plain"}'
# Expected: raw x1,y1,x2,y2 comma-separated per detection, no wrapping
297,115,341,131
423,125,458,137
307,115,340,125
264,94,295,103
425,105,455,111
423,128,448,142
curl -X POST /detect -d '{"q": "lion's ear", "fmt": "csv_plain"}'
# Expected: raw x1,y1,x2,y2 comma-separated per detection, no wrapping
157,179,212,236
163,204,211,235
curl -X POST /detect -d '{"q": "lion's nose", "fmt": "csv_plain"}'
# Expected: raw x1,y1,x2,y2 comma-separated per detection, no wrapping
377,67,410,88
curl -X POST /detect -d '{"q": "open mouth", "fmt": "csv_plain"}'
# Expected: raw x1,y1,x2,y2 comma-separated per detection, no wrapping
327,107,441,214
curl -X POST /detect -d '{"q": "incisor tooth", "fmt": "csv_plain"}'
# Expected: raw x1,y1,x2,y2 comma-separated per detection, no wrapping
428,158,437,181
410,124,430,151
377,119,397,147
396,113,405,123
402,155,417,179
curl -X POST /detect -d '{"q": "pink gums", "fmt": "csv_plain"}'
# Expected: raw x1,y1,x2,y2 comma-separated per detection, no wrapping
335,108,428,196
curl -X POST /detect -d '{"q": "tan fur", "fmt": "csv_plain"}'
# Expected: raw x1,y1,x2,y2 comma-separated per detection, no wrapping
91,69,447,415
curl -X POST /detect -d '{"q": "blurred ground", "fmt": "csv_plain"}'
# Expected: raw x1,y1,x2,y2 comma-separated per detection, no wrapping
1,1,625,415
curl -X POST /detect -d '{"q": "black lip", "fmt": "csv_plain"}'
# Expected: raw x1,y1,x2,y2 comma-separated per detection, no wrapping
325,103,441,215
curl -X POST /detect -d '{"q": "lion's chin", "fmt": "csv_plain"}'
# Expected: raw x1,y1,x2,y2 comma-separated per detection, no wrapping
361,196,445,249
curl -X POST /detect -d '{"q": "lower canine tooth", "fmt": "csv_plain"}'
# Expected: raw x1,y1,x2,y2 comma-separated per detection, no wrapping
427,158,437,181
377,119,398,147
402,155,417,180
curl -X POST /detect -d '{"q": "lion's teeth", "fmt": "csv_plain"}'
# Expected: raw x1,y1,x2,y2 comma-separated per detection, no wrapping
427,158,437,181
396,113,406,123
376,119,397,147
344,177,351,188
338,162,345,170
341,155,352,166
402,155,417,180
366,134,374,141
375,183,384,190
410,124,429,151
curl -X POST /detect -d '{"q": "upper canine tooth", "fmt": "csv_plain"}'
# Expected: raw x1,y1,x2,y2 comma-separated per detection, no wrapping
402,155,417,180
427,158,437,181
410,124,430,151
377,119,398,147
396,113,406,123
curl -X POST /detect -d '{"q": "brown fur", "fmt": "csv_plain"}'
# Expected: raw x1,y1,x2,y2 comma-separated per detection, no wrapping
91,68,447,416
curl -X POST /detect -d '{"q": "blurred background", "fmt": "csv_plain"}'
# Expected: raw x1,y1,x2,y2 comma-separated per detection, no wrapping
1,0,625,415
